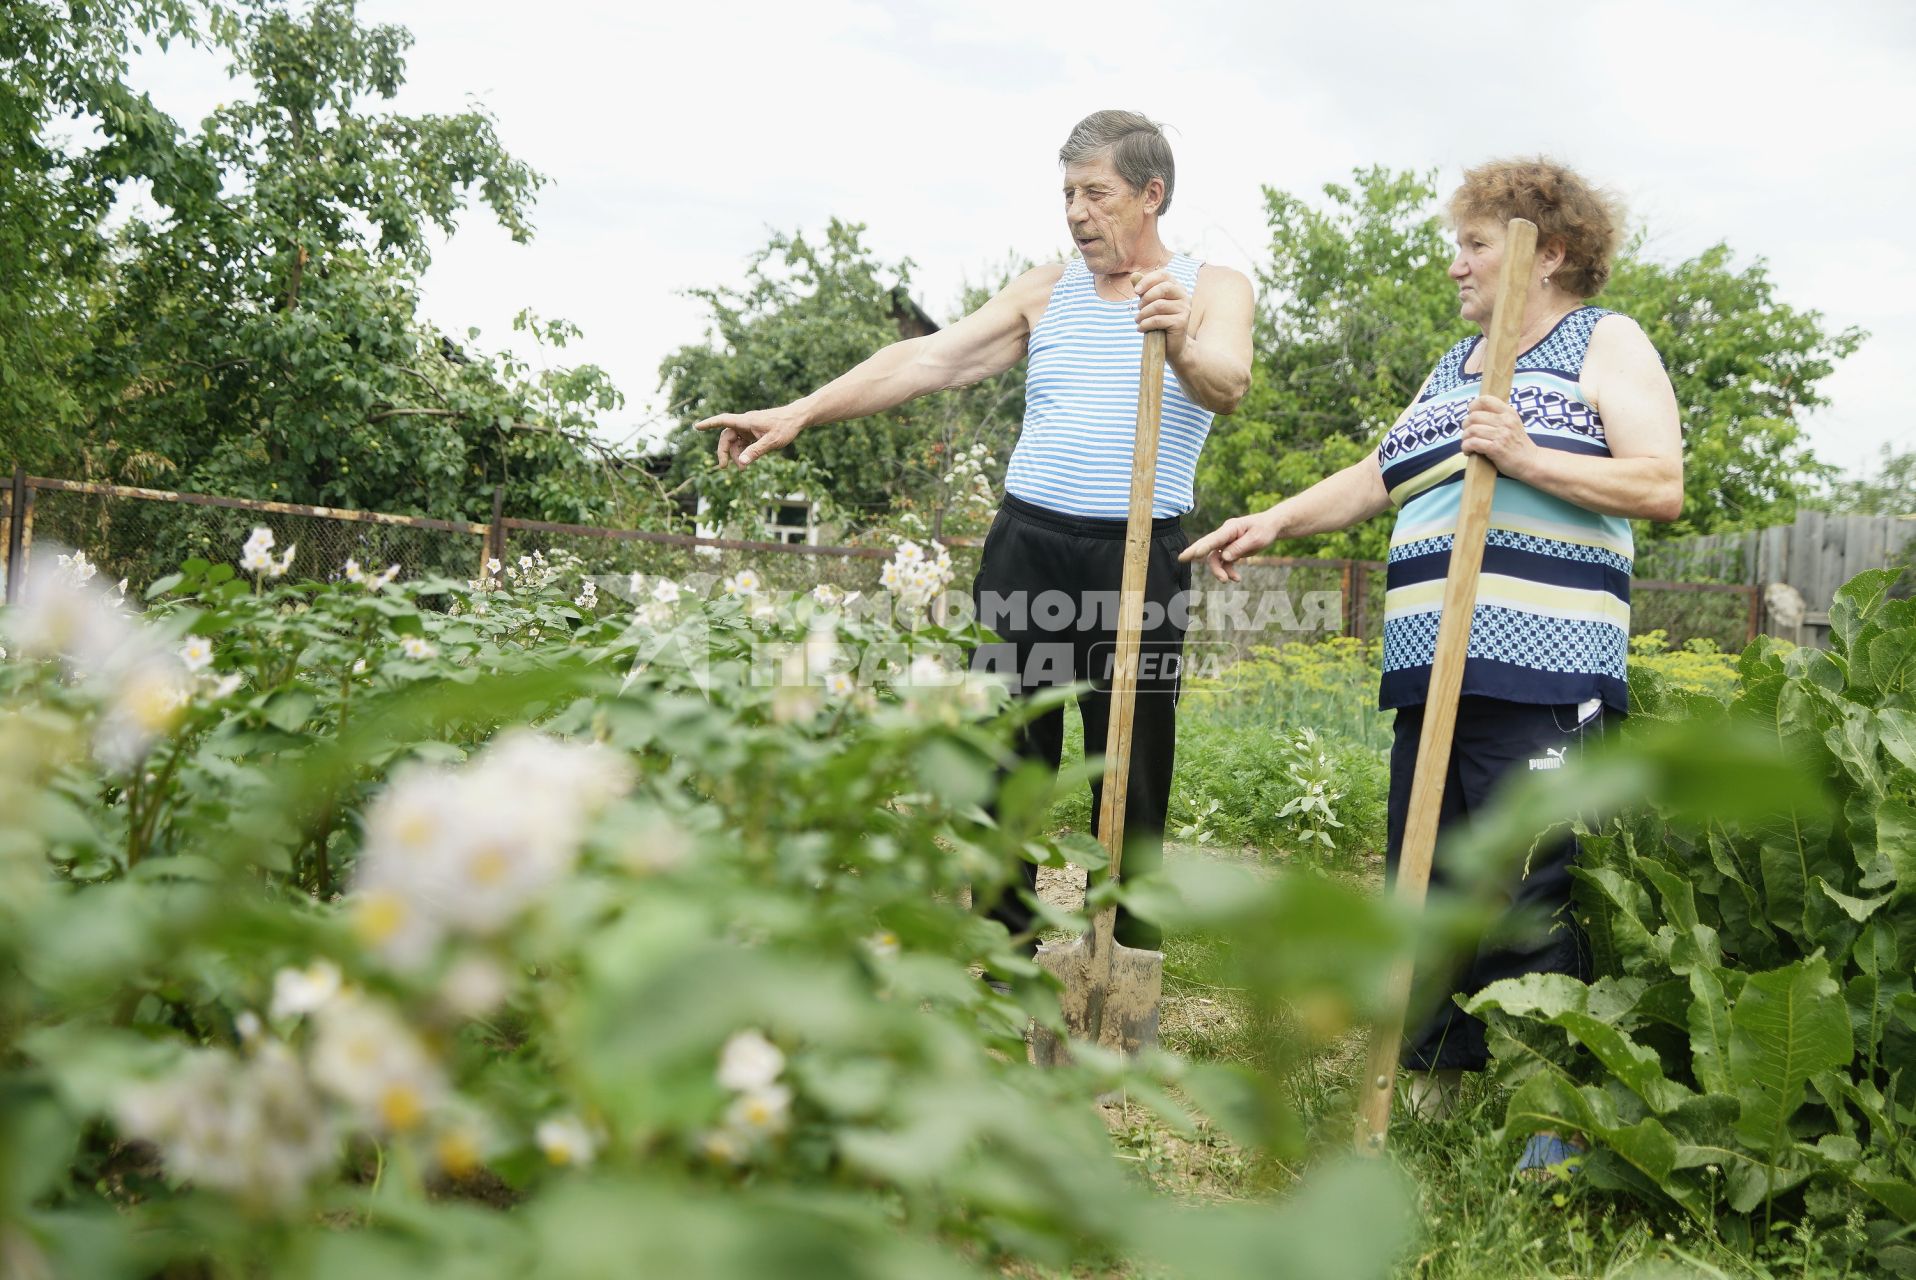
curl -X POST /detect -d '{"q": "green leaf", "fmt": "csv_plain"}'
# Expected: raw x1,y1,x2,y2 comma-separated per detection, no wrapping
262,689,317,733
1878,708,1916,775
1502,1070,1707,1220
1728,956,1854,1157
1687,966,1734,1095
1828,568,1900,655
143,572,185,599
1817,877,1892,923
1468,973,1690,1113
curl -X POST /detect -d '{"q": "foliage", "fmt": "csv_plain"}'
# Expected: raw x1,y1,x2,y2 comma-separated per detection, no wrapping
0,533,1414,1278
1196,168,1863,546
658,222,1026,528
1464,569,1916,1255
1817,444,1916,518
1194,168,1459,559
81,0,647,526
1605,244,1863,536
2,0,654,546
1628,631,1743,703
0,0,211,473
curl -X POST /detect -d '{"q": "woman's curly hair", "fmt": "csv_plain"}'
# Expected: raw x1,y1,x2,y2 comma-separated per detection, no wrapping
1447,158,1625,298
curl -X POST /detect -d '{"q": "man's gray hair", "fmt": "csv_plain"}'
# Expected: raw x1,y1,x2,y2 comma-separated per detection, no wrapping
1058,110,1175,217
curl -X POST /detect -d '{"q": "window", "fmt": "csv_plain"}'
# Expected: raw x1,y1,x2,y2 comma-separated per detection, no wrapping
764,497,815,546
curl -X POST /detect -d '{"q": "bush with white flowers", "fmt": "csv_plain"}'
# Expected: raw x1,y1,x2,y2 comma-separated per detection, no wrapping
0,529,1409,1280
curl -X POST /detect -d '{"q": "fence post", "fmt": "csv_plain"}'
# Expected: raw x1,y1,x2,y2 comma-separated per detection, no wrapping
1339,560,1354,637
6,466,26,606
1746,583,1761,647
1351,562,1367,645
482,485,505,577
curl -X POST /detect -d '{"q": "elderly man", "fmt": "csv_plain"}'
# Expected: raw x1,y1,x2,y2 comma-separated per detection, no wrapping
698,109,1253,962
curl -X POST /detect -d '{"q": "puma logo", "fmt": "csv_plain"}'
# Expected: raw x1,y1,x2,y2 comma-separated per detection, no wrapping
1528,746,1567,771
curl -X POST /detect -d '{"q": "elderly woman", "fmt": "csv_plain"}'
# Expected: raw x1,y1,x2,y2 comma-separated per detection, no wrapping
1182,158,1682,1172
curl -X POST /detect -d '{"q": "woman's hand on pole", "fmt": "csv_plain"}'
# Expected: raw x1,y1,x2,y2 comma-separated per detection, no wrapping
1457,394,1539,479
1179,510,1279,583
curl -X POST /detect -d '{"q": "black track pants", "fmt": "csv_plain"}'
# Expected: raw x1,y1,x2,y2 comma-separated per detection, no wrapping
969,493,1191,953
1386,694,1612,1071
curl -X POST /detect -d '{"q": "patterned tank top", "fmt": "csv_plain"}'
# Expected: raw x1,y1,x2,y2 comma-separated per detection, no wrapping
1004,254,1214,518
1376,306,1634,712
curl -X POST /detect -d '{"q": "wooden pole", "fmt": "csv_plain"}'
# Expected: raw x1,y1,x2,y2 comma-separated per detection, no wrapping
484,484,506,576
1355,218,1538,1154
6,466,28,606
1087,325,1167,978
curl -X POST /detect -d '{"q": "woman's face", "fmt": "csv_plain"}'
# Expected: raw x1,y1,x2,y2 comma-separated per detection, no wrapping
1447,219,1504,326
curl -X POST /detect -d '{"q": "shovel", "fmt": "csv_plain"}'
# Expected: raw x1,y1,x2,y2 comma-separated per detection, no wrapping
1029,313,1168,1068
1353,217,1539,1152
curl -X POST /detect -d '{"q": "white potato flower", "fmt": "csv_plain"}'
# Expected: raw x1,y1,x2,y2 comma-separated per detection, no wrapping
309,990,446,1133
270,960,342,1021
398,634,437,660
724,1084,793,1139
116,1041,336,1207
179,636,214,672
350,734,631,968
717,1029,784,1093
723,569,761,597
536,1114,600,1167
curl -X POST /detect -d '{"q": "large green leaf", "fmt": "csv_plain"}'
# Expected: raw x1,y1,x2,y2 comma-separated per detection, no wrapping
1687,966,1734,1095
1636,854,1722,974
1569,865,1661,975
1467,974,1689,1114
1878,708,1916,776
1501,1070,1707,1220
1728,956,1854,1158
1826,568,1899,657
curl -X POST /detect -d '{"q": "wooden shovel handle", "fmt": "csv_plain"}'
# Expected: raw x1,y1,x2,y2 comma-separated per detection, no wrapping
1354,218,1538,1154
1096,326,1167,893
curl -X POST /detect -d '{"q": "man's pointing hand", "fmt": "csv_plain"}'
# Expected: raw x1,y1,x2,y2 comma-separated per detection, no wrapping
695,406,806,468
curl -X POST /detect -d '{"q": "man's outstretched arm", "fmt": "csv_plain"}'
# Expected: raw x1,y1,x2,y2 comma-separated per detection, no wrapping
697,265,1062,468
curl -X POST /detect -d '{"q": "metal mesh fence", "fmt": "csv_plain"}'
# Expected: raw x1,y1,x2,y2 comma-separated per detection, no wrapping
5,475,1758,656
1630,584,1755,650
19,485,485,596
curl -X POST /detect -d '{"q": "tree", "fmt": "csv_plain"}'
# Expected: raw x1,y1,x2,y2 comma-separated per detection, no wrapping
1194,168,1456,559
1604,245,1862,535
72,0,647,528
0,0,212,473
1818,445,1916,518
658,221,1025,531
1196,168,1864,552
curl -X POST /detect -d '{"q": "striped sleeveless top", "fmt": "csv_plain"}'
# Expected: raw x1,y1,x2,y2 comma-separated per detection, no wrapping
1377,306,1635,713
1004,254,1213,518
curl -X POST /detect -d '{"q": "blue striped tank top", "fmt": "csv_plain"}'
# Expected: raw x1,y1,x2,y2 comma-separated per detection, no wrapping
1004,254,1213,518
1377,306,1634,713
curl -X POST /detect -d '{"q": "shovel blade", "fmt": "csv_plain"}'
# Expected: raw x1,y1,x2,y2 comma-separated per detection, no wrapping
1028,935,1164,1067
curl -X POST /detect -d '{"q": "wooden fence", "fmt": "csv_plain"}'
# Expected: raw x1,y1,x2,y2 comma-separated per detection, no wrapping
1637,511,1916,644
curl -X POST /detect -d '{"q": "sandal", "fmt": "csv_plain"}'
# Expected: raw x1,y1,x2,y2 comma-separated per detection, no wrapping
1513,1131,1586,1181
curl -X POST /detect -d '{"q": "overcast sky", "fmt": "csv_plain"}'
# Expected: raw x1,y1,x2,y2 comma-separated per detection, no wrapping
127,0,1914,476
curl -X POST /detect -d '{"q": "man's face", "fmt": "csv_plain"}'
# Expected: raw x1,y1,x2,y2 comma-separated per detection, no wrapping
1062,152,1158,275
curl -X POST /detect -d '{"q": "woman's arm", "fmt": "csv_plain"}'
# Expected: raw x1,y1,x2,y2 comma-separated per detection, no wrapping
1459,315,1683,521
1181,457,1393,583
1181,370,1429,583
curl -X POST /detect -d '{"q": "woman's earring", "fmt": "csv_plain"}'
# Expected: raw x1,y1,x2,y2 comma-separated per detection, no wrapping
1542,275,1552,287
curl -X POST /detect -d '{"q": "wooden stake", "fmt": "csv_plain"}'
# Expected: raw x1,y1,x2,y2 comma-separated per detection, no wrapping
1029,321,1167,1065
1355,218,1538,1154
